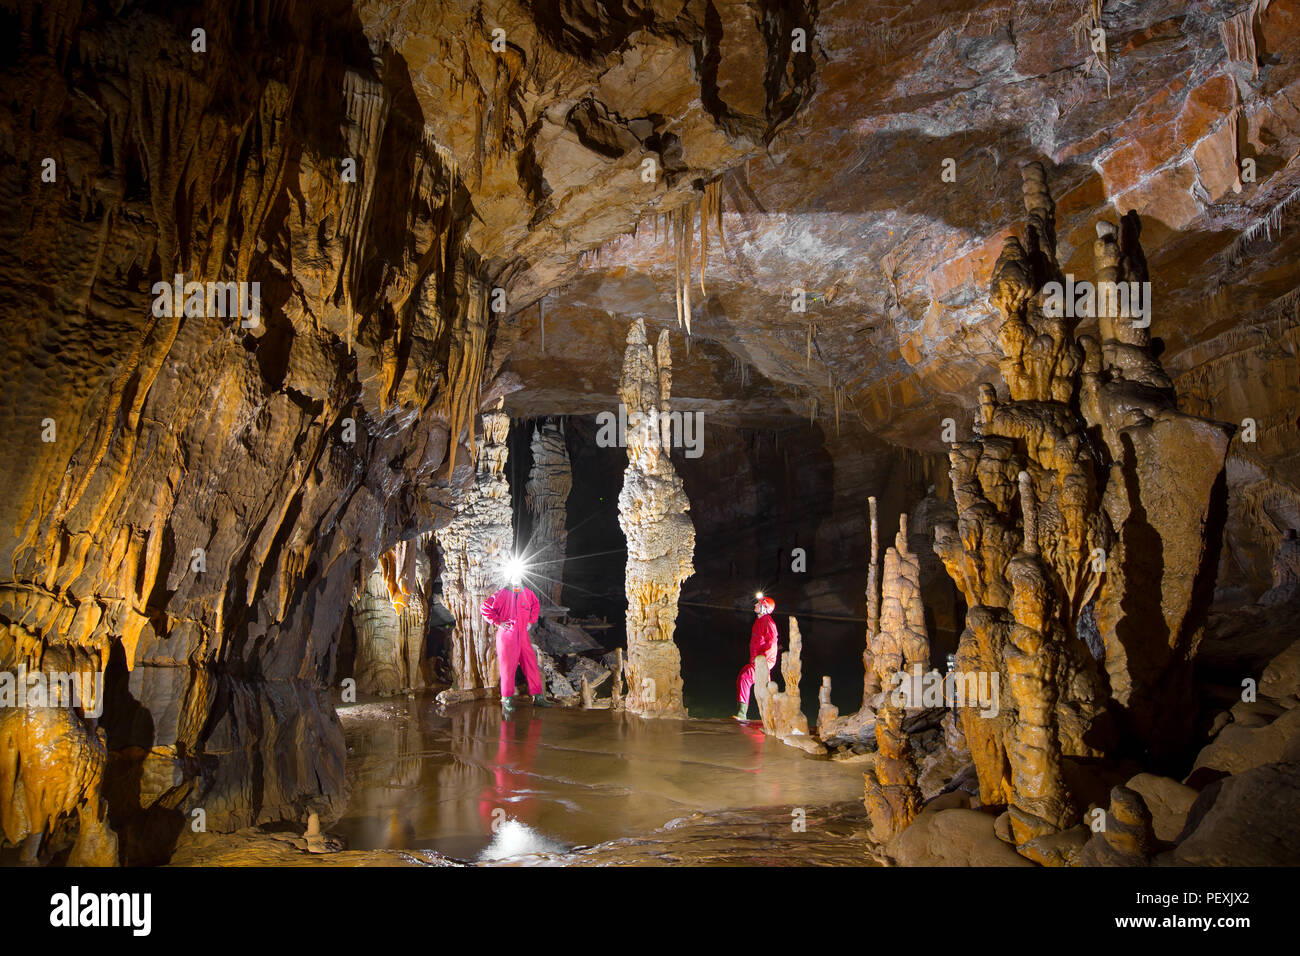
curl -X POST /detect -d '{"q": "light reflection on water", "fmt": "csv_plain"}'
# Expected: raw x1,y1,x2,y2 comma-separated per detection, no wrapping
335,697,864,863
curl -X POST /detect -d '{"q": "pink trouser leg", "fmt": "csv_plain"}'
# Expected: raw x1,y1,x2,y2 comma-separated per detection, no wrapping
497,628,520,696
519,639,544,696
737,662,756,706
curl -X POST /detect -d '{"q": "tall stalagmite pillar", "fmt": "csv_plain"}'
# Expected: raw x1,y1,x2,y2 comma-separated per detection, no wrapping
435,399,513,693
617,320,694,718
525,418,572,606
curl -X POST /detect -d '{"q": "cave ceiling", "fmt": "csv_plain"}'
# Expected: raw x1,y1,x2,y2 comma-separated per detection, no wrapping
353,0,1300,451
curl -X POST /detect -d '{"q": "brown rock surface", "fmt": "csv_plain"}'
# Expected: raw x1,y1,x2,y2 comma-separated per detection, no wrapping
884,808,1035,867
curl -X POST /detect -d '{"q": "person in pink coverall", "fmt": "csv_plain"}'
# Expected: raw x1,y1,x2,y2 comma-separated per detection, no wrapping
480,564,546,715
735,594,779,720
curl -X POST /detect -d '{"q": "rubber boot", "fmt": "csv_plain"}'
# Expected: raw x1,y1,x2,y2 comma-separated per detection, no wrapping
532,693,551,708
734,703,748,721
502,696,516,720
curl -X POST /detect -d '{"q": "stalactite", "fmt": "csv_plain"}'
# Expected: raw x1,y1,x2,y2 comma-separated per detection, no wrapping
1226,183,1300,269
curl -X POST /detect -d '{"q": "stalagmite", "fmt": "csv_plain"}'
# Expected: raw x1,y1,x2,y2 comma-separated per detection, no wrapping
525,418,573,606
862,704,922,840
617,319,693,718
932,162,1231,844
756,618,826,753
817,676,839,734
872,513,931,690
863,495,882,702
820,508,931,746
1,704,117,866
351,567,405,695
1081,213,1234,759
610,647,625,710
435,399,514,696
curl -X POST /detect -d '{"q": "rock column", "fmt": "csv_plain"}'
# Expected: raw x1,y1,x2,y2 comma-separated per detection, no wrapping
617,320,693,718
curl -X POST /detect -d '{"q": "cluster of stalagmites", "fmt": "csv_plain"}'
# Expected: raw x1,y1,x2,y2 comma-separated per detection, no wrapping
753,618,825,754
617,320,694,718
810,495,938,837
866,162,1233,862
435,400,514,700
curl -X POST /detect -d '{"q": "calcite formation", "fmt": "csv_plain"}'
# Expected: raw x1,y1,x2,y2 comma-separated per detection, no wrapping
350,539,430,696
872,513,931,691
862,704,922,841
617,320,694,718
1,705,117,866
863,495,883,701
819,506,932,743
435,400,513,694
525,418,573,606
752,617,823,753
933,162,1231,843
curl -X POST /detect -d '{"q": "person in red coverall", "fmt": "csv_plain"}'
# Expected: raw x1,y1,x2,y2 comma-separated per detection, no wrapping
480,558,547,717
735,594,779,720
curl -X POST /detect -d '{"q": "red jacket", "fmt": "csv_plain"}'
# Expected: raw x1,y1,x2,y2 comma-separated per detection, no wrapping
481,586,540,634
750,612,779,667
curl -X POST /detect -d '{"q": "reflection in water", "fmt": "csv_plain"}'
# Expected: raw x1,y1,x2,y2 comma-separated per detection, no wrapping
478,716,542,833
336,697,865,863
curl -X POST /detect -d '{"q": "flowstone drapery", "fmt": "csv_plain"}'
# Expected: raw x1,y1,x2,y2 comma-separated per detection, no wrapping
933,162,1231,843
617,320,694,718
525,418,573,607
350,539,430,696
435,400,513,695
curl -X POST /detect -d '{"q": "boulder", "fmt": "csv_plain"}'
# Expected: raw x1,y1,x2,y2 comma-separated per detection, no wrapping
1165,760,1300,865
886,809,1036,867
1125,773,1197,843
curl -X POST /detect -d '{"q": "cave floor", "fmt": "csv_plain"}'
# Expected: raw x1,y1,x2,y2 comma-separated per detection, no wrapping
327,695,877,866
